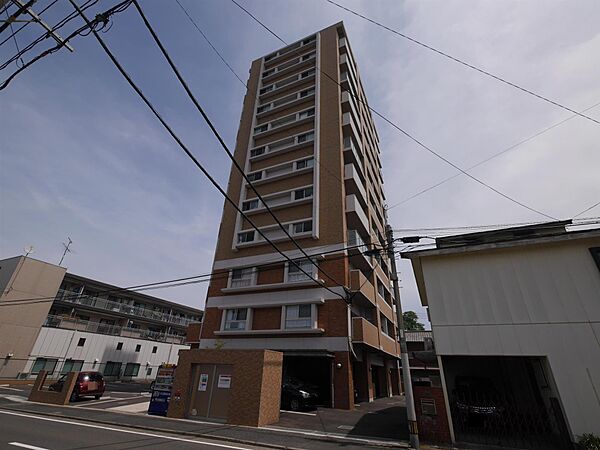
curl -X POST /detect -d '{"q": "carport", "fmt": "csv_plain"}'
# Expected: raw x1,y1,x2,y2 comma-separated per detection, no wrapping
282,351,333,407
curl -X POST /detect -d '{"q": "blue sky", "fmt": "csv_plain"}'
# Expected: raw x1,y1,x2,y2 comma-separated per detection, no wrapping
1,0,599,325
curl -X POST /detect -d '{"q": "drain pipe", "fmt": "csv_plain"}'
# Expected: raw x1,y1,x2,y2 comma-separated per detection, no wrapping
386,224,419,449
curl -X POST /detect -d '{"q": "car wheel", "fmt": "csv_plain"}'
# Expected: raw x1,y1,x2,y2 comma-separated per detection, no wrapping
290,398,300,411
94,395,102,400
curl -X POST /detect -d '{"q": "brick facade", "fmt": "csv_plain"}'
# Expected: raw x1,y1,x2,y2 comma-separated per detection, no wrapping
413,384,452,444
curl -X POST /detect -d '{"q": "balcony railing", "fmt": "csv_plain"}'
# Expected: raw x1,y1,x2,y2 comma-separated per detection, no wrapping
43,314,186,344
54,289,193,327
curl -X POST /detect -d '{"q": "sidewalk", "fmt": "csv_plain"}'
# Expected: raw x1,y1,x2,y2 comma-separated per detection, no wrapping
0,397,411,449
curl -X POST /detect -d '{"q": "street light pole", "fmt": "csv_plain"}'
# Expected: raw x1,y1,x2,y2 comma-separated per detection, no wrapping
386,224,419,449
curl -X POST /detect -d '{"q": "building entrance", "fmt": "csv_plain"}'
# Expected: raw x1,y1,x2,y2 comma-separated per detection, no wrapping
188,363,233,421
282,353,332,407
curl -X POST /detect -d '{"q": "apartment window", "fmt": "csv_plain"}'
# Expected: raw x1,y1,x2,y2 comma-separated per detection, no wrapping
302,35,315,45
262,68,275,77
301,52,315,61
104,361,122,377
135,344,141,353
287,260,315,282
296,158,314,170
61,359,84,374
377,280,386,298
285,304,313,329
300,87,315,98
271,114,296,128
264,53,276,62
230,268,254,288
116,342,123,351
224,308,248,330
250,147,265,157
152,346,157,354
242,199,259,211
380,313,389,335
146,367,153,376
77,338,86,347
257,104,271,114
237,231,255,244
300,68,315,78
297,131,314,143
31,358,58,375
124,363,140,377
298,108,315,119
293,220,312,234
253,124,268,134
294,186,313,200
259,85,273,94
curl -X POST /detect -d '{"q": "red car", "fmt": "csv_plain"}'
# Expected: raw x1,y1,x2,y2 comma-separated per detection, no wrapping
50,371,105,401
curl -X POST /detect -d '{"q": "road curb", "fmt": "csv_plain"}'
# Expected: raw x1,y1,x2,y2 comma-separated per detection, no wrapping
0,404,409,449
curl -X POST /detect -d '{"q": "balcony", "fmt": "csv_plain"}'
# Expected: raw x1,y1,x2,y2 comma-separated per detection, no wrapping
349,269,376,307
54,289,193,327
347,230,373,272
352,317,379,348
344,163,367,209
263,51,316,84
346,194,369,236
43,314,186,344
249,130,314,161
264,35,316,67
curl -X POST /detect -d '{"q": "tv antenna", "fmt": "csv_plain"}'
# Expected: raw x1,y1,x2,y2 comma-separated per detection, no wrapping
58,237,73,266
23,245,34,257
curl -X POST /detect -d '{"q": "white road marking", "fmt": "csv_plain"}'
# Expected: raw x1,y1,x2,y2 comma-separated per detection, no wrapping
0,410,252,450
0,395,28,403
8,443,49,450
0,386,23,391
74,396,145,406
263,425,408,447
107,401,150,413
279,409,317,416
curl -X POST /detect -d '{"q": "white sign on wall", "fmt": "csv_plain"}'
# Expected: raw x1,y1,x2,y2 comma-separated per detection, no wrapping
217,374,231,389
198,373,208,391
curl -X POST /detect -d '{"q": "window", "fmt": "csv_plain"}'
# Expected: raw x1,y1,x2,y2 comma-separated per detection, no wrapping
297,131,314,143
296,158,314,170
257,104,271,114
135,344,141,352
152,346,158,354
253,124,268,134
293,220,312,234
224,308,248,330
61,359,83,374
230,268,254,288
380,312,389,335
104,361,122,377
116,342,123,351
250,146,265,158
421,398,437,416
285,304,313,329
237,231,255,244
271,114,295,128
259,85,273,94
146,367,153,376
262,68,275,77
287,260,315,282
300,88,315,98
300,68,315,78
294,186,313,200
77,338,86,347
302,35,315,45
242,199,259,211
377,280,386,298
301,52,315,61
31,358,58,375
124,363,140,377
298,108,315,119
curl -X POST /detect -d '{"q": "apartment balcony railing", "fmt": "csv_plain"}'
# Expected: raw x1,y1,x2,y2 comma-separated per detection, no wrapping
54,289,193,327
43,314,186,344
352,317,379,348
346,194,370,236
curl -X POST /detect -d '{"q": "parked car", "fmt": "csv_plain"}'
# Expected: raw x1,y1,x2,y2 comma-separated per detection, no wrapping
50,371,105,401
280,378,319,411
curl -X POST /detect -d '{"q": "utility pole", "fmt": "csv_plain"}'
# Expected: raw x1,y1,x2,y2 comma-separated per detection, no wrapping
11,0,74,51
58,237,73,266
386,224,419,449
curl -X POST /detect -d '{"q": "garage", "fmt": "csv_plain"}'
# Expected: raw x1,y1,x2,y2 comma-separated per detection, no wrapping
282,352,333,408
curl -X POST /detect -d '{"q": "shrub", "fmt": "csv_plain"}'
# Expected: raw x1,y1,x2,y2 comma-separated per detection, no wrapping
578,434,600,450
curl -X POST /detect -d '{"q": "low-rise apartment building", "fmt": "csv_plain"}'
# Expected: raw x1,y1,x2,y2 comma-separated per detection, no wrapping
402,221,600,448
0,255,202,380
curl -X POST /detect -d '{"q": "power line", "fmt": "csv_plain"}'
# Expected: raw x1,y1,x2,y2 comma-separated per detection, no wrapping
386,100,600,211
131,0,347,296
4,7,25,67
228,0,558,221
325,0,600,127
174,0,246,88
574,201,600,219
0,0,59,48
1,242,392,307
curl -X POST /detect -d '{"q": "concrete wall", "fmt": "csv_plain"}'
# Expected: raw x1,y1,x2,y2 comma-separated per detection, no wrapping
0,256,66,378
416,236,600,438
23,327,188,380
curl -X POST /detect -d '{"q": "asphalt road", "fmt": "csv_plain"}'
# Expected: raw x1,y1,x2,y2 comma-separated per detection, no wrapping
0,409,263,450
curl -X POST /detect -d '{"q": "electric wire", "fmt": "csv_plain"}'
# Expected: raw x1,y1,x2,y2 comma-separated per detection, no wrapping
130,0,347,295
574,201,600,219
228,0,558,221
386,100,600,211
174,0,246,88
0,0,59,48
325,0,600,127
4,7,24,67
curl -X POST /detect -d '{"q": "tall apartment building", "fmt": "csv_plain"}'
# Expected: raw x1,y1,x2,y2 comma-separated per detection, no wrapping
194,22,400,409
0,256,202,381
